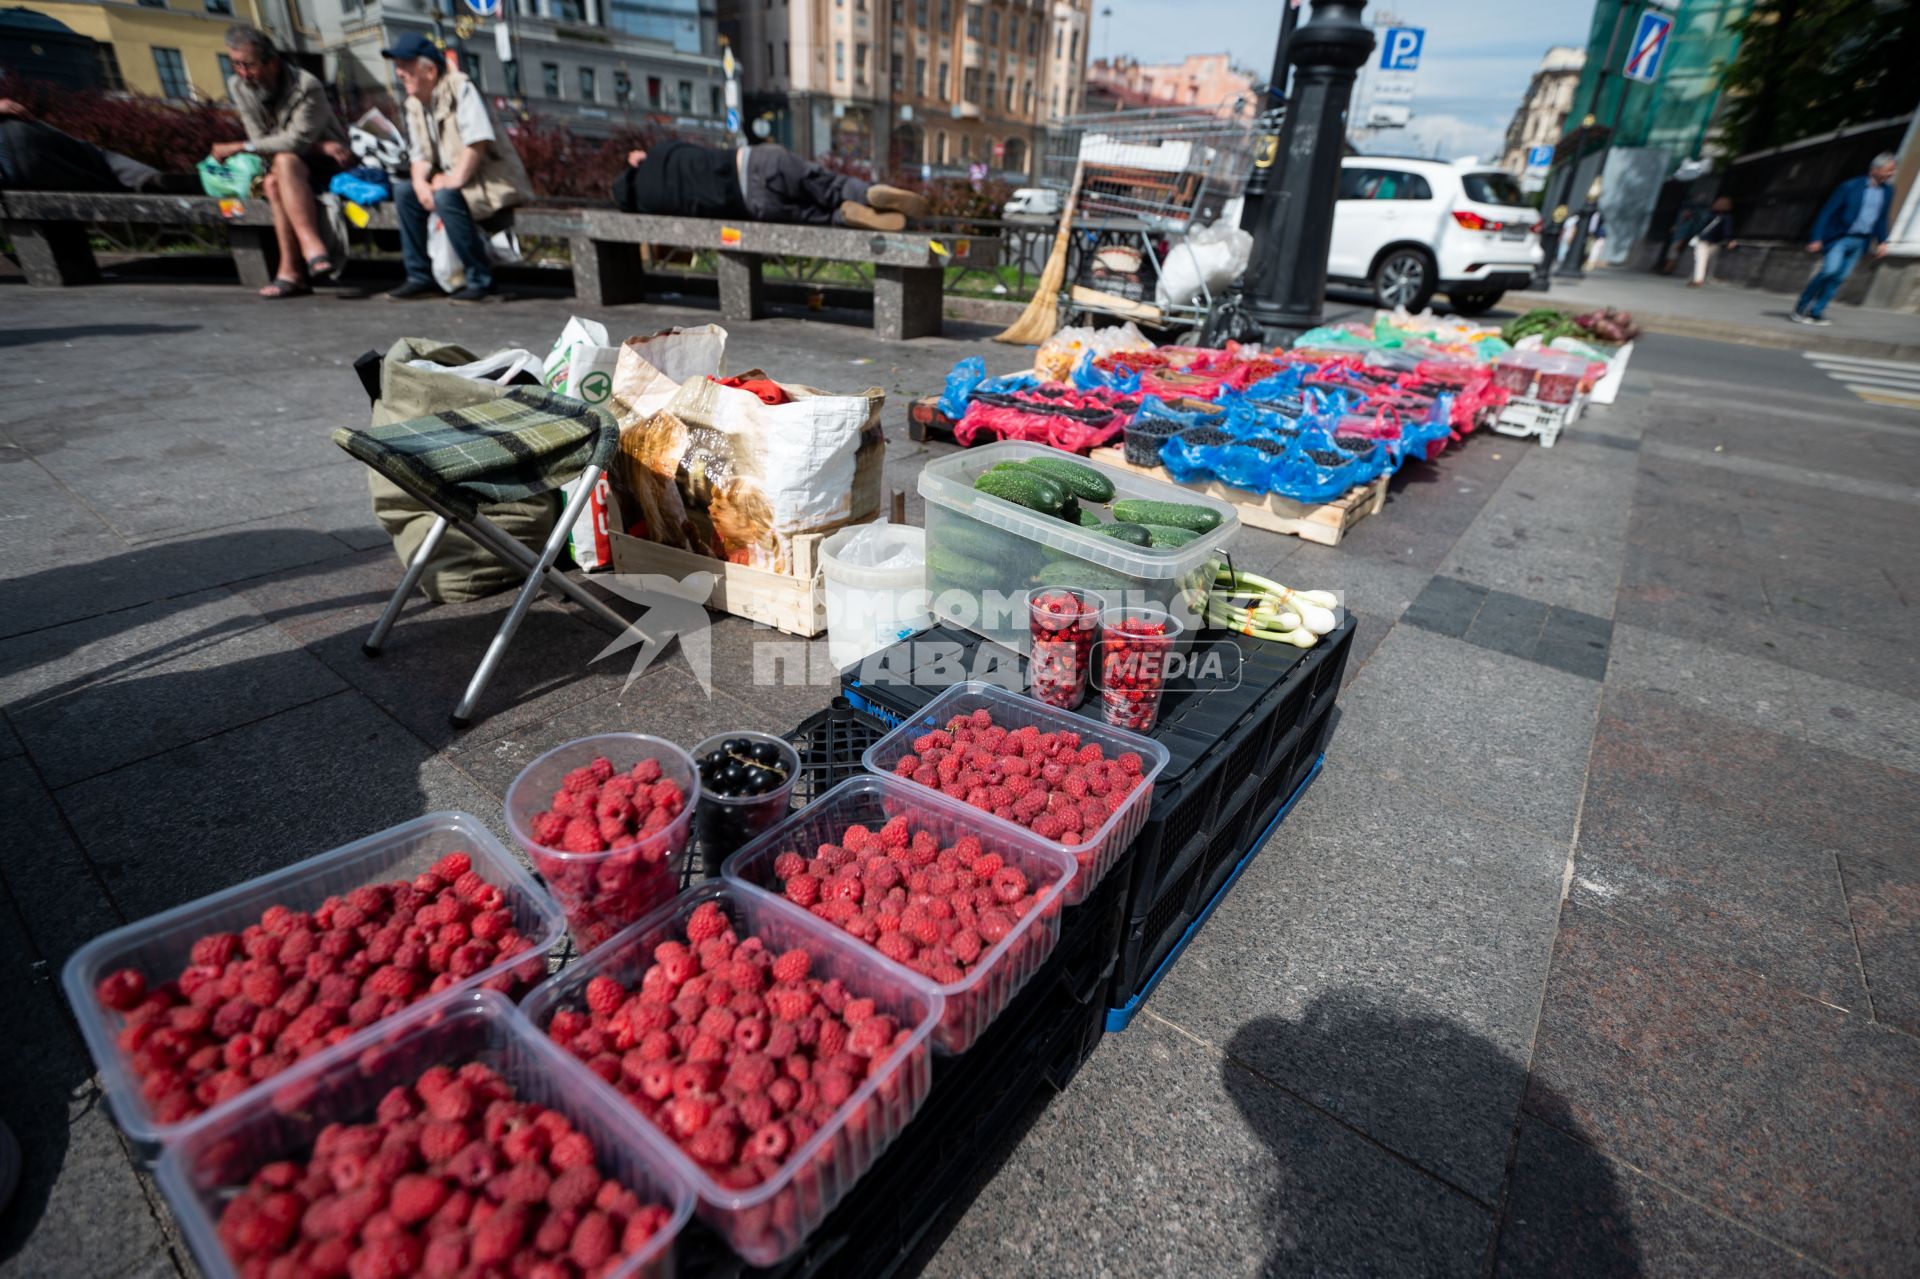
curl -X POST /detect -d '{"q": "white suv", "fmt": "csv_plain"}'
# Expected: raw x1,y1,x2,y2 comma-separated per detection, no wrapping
1328,157,1542,315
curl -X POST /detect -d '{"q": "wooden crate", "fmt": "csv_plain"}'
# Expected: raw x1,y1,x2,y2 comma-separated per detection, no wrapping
1087,447,1389,547
906,395,960,444
607,529,827,637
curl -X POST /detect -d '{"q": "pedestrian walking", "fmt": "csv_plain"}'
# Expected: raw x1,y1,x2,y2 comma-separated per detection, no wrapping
1688,197,1736,287
382,33,533,305
1791,152,1898,326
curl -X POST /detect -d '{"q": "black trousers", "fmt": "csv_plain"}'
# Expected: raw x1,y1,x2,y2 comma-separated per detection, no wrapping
742,144,871,227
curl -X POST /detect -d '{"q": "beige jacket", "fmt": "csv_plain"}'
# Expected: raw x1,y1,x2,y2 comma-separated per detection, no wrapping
404,70,533,221
229,64,347,155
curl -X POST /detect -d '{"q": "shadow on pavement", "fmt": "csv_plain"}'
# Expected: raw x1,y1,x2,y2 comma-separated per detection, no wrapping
0,323,202,348
1226,995,1643,1277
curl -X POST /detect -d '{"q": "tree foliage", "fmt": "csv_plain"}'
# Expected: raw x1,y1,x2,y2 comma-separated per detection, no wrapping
1717,0,1920,156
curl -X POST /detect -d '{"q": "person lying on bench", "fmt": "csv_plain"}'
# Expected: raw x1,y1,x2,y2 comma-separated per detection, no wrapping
0,99,194,194
613,137,928,231
210,25,352,299
382,33,534,305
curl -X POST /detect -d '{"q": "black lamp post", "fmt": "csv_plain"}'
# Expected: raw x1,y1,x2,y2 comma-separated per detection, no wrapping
1238,0,1303,234
1241,0,1374,341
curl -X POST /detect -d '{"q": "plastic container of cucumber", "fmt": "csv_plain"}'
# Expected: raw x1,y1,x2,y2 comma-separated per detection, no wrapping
918,441,1238,653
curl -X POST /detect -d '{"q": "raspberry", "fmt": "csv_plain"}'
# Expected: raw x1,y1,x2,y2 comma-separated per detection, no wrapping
631,757,663,784
420,1119,468,1162
771,949,811,985
191,933,240,969
96,969,147,1012
560,819,604,853
842,997,876,1024
490,1161,552,1204
685,1121,738,1167
426,1080,475,1122
547,1162,603,1213
471,1201,529,1264
388,1172,449,1224
765,987,814,1022
584,976,625,1015
549,1131,595,1171
877,933,917,964
570,1210,617,1269
346,1234,422,1279
784,874,821,908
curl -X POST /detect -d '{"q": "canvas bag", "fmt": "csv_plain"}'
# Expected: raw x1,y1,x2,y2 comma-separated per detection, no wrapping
367,338,559,603
608,327,883,574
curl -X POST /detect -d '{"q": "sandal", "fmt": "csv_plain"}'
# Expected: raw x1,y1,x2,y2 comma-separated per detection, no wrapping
306,253,338,282
259,277,311,299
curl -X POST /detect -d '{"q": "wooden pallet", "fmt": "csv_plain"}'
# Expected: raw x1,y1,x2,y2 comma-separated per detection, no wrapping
606,529,827,636
1087,447,1389,547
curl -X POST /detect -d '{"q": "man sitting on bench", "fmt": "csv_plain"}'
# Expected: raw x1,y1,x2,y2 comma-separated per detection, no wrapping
614,136,928,232
209,25,352,299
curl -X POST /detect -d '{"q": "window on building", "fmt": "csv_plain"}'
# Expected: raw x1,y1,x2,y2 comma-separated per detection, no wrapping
710,84,722,115
552,0,585,19
468,58,484,90
938,0,951,28
607,0,705,54
783,43,790,75
1051,84,1058,113
579,66,596,99
986,9,997,43
1027,21,1037,54
835,40,844,79
935,132,946,163
205,0,234,14
96,44,125,91
984,69,994,107
914,0,927,24
890,0,901,21
766,41,775,78
678,80,693,110
152,47,191,99
136,0,164,7
938,62,948,98
542,63,560,96
647,74,662,105
216,52,234,88
1006,16,1016,48
891,59,903,93
914,56,926,94
1068,30,1077,62
1022,79,1031,114
960,134,970,160
615,69,631,101
1004,73,1013,110
965,4,980,39
855,42,868,83
963,66,979,101
1053,26,1061,56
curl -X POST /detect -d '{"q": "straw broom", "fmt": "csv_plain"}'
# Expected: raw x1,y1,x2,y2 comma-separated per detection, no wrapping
994,160,1085,346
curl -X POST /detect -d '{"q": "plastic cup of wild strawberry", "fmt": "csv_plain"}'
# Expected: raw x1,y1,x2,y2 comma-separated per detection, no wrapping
1096,607,1183,734
1024,587,1099,710
505,735,700,950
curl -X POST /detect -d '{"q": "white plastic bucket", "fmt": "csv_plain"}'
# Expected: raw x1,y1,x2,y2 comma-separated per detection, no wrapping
820,523,930,669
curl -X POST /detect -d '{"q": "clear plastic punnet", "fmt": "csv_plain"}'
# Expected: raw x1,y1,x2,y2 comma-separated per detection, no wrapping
519,882,941,1267
504,734,700,950
61,811,568,1155
155,990,695,1279
860,682,1170,905
918,440,1238,652
721,775,1076,1054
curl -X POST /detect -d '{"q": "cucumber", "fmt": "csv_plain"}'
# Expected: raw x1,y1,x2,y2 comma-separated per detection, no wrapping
1140,523,1202,549
938,513,1025,563
1075,508,1105,528
926,546,1005,589
974,468,1068,516
1110,498,1223,533
1010,455,1115,503
1092,523,1154,547
1035,558,1136,591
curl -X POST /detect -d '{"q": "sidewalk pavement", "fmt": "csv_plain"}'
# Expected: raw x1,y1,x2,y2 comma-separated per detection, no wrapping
1,282,1915,1278
1511,267,1920,360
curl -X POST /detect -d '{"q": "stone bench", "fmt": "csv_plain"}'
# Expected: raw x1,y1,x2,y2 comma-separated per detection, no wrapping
0,190,990,341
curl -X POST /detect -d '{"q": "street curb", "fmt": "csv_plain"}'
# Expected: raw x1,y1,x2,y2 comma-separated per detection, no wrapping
1508,296,1920,361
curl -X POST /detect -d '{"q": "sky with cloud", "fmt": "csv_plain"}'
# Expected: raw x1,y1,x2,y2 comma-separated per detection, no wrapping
1095,0,1597,161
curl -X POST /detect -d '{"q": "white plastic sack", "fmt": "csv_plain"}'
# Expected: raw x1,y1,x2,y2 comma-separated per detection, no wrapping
607,326,729,421
543,316,619,407
1035,321,1151,382
487,228,524,268
562,471,615,571
426,214,463,293
1156,221,1252,308
405,348,538,382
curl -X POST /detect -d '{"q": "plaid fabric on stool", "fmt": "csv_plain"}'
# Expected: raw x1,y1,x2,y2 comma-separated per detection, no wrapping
333,384,631,728
330,385,618,519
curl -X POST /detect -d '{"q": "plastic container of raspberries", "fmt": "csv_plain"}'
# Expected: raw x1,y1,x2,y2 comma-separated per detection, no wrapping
721,774,1076,1055
155,990,695,1279
519,882,941,1267
61,811,568,1157
861,681,1170,906
504,734,700,950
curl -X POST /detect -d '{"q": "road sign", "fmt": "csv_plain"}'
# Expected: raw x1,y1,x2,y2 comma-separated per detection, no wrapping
464,0,500,17
1526,145,1553,171
1379,27,1423,72
494,21,512,63
1624,10,1672,83
1365,104,1409,129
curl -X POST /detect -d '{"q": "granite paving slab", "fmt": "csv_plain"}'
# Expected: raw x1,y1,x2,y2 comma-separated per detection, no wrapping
1147,750,1567,1202
0,757,127,971
1528,902,1920,1277
1441,448,1638,617
921,1014,1492,1278
1838,849,1920,1037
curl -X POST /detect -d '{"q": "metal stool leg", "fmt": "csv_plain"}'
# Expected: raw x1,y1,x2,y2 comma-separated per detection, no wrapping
363,515,450,656
449,466,605,728
463,514,632,637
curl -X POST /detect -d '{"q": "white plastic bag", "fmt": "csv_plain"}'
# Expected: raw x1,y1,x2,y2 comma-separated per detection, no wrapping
543,316,620,406
1156,221,1252,307
606,326,730,421
426,214,463,293
487,228,524,267
562,471,615,571
1035,321,1151,381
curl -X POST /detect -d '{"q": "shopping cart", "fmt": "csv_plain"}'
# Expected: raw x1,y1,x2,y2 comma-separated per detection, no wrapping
1037,104,1280,338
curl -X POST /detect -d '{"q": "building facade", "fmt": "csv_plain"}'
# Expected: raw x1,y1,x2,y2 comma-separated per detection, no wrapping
1084,52,1255,118
721,0,1090,177
18,0,306,101
1497,45,1582,177
302,0,726,139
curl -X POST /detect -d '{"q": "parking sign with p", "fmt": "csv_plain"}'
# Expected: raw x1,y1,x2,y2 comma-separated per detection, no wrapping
1380,27,1424,72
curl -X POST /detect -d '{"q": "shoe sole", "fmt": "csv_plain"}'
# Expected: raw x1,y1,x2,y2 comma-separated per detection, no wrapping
867,185,931,218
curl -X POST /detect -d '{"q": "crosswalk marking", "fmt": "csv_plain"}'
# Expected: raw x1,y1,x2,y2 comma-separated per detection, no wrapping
1804,352,1920,410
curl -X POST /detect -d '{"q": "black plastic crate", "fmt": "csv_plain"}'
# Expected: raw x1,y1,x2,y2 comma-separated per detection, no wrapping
675,864,1128,1278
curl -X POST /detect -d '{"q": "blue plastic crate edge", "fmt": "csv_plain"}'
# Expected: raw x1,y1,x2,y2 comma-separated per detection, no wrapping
1104,752,1325,1033
842,685,906,727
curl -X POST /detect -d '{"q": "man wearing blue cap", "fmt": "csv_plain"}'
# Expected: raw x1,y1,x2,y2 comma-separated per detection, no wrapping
382,33,532,303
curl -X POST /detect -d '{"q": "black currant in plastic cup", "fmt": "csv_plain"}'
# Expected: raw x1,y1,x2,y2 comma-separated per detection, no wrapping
693,731,802,876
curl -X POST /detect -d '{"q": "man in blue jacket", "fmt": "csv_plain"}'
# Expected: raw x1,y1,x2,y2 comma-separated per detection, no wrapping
1791,153,1899,325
